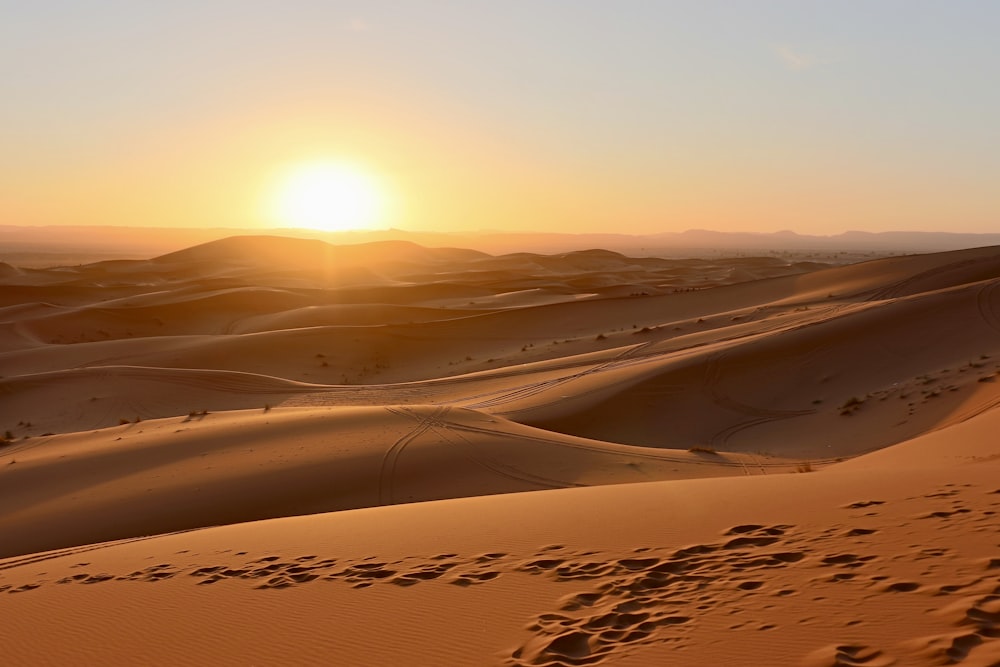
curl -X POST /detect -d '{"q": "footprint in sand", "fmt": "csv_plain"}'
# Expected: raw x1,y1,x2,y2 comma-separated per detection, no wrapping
800,643,894,667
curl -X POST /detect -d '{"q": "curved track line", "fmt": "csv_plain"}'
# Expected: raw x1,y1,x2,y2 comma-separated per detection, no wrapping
435,412,847,470
865,255,1000,302
976,279,1000,335
703,353,816,420
702,352,816,449
377,406,450,505
429,425,580,491
0,528,199,572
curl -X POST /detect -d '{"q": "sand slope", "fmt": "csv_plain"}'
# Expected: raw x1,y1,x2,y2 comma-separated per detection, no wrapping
0,419,996,666
0,405,805,559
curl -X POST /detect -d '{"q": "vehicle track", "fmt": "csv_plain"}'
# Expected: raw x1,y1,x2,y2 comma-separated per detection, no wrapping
864,255,1000,302
460,350,654,410
432,410,846,470
428,425,581,491
703,354,816,419
0,528,199,572
377,406,450,505
975,278,1000,335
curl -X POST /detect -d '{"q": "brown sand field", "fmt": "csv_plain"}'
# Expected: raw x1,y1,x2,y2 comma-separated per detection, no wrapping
1,236,999,666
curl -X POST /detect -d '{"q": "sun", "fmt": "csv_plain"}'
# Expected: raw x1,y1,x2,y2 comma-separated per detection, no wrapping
271,161,386,231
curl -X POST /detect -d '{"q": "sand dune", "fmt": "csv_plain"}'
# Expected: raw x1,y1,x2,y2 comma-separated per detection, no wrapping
1,236,998,665
0,424,996,665
0,405,805,560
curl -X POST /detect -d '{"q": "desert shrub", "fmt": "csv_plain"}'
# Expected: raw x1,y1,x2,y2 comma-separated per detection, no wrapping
688,446,717,455
839,395,866,416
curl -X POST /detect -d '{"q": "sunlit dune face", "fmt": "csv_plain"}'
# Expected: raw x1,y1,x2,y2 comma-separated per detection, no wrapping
271,162,386,231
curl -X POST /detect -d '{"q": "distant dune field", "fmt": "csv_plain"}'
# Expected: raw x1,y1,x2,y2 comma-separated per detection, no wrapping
1,236,998,666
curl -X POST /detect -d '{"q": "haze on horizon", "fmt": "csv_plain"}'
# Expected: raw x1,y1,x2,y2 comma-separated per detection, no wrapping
3,1,998,236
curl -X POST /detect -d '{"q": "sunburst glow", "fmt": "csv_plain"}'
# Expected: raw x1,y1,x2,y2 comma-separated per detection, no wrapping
271,162,386,231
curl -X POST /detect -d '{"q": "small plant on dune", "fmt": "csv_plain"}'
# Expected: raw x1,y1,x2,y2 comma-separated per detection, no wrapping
796,462,814,473
839,396,866,415
4,430,13,441
595,333,607,341
119,418,130,425
264,404,271,412
688,446,718,455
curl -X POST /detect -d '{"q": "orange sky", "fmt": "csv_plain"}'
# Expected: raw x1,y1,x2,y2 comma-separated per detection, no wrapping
2,2,998,235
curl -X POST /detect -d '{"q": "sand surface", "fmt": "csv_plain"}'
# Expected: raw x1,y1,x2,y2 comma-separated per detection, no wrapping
1,236,999,665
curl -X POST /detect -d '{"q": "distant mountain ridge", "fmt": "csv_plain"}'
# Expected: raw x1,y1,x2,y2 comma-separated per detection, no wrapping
2,224,999,262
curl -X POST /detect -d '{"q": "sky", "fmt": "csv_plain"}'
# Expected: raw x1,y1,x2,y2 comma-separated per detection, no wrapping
2,1,999,235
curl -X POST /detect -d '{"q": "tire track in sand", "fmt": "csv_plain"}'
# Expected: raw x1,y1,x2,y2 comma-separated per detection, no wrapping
378,406,450,505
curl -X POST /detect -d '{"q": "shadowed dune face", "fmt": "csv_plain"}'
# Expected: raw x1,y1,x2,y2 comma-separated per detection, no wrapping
2,236,1000,666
